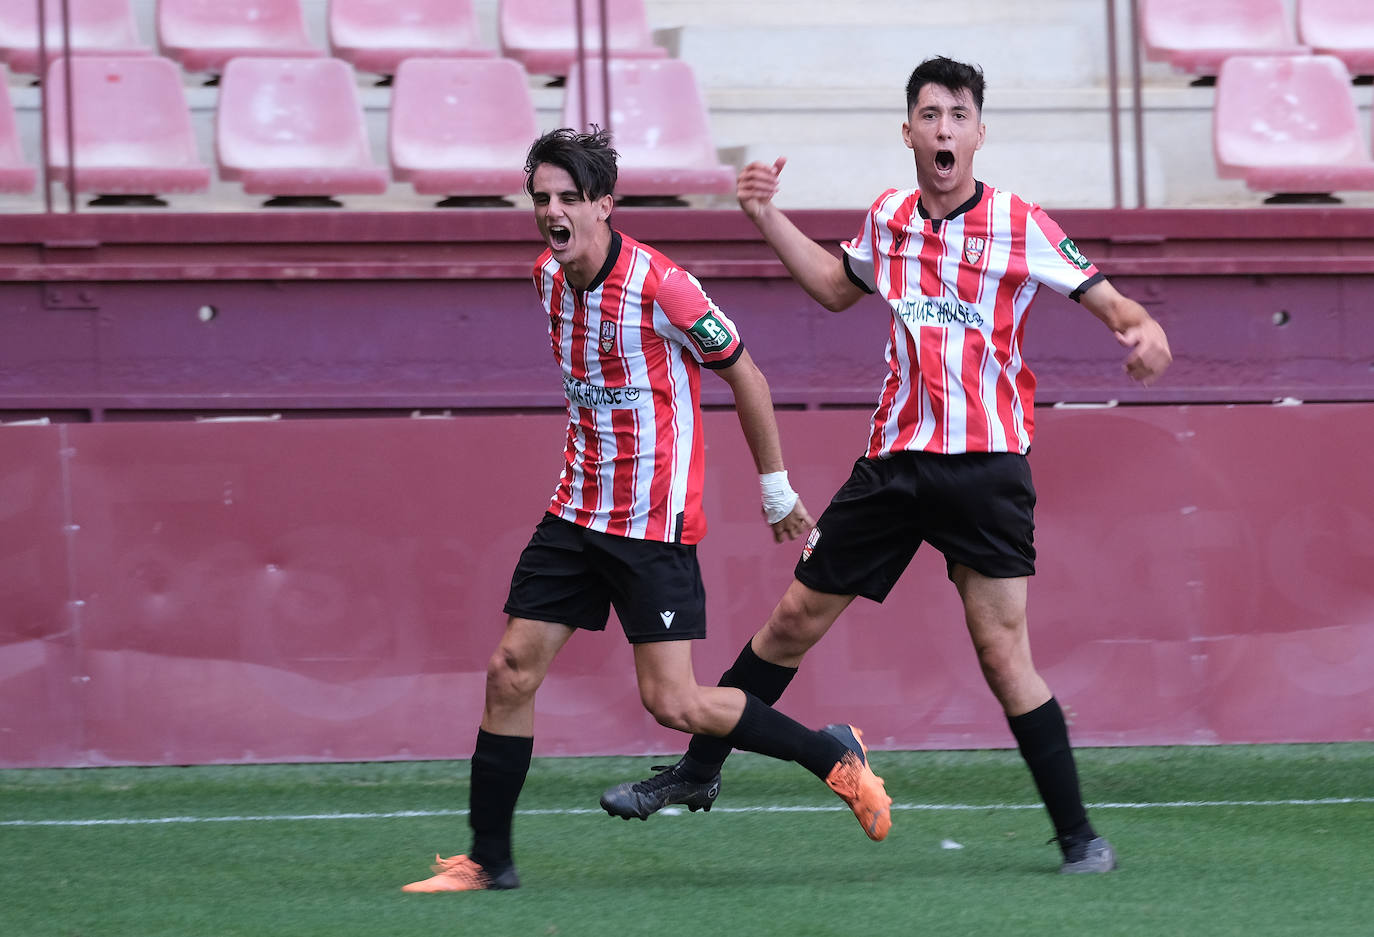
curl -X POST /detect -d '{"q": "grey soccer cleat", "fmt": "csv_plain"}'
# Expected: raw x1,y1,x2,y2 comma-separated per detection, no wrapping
600,760,722,820
1058,835,1118,874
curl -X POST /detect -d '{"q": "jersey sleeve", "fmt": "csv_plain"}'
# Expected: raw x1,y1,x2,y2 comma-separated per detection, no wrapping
655,267,745,369
1025,206,1104,302
839,197,885,294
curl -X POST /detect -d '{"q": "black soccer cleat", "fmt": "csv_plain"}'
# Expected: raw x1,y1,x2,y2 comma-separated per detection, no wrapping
600,760,722,820
1057,834,1118,874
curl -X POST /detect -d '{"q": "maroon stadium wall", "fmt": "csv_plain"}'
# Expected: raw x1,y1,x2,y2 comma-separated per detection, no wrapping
1,209,1372,767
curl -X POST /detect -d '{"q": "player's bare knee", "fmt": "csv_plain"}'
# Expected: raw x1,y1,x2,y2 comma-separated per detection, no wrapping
485,646,537,703
762,594,825,658
643,696,693,732
639,685,702,733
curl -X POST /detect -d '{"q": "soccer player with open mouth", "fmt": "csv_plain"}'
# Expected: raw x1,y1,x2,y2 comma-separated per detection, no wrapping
400,127,892,893
602,56,1172,875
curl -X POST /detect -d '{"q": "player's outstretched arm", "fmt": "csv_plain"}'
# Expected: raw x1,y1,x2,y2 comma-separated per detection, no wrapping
739,158,866,313
715,348,814,542
1079,279,1172,385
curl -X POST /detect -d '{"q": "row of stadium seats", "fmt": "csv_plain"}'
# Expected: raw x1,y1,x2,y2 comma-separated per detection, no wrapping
0,0,663,81
0,55,732,205
5,51,1373,209
1142,0,1374,80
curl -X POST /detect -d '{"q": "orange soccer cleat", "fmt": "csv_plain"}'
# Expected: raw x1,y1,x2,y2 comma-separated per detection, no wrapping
401,854,520,893
822,724,893,842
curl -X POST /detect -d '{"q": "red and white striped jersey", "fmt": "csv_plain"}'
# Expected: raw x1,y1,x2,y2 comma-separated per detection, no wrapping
534,230,744,544
841,181,1103,456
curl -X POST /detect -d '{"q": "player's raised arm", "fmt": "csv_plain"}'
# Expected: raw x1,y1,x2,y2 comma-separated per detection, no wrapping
739,158,866,313
1078,279,1172,386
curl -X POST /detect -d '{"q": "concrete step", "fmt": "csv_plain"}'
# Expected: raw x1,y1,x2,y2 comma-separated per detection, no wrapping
657,22,1113,89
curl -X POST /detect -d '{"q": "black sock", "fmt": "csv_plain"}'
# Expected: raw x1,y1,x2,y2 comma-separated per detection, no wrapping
467,729,533,870
721,693,846,780
680,641,799,780
1007,698,1094,844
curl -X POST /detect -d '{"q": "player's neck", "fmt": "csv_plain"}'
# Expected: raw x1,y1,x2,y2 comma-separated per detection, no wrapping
562,225,614,292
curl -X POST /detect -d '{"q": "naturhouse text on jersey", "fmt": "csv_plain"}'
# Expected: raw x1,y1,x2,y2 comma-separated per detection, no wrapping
894,295,985,330
563,375,646,409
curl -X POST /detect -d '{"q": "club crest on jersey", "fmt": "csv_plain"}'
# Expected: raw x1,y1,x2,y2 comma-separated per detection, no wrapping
599,320,617,354
963,236,986,265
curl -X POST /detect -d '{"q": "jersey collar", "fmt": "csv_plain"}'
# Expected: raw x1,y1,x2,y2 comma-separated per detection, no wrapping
916,180,985,227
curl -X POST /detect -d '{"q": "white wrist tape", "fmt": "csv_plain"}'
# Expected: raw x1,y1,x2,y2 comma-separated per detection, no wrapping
759,470,799,524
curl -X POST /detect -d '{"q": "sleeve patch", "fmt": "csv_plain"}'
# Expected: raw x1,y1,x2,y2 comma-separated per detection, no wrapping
1057,237,1092,271
686,311,735,354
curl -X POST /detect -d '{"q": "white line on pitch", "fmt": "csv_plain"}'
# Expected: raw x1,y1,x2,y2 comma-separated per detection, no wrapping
2,797,1372,827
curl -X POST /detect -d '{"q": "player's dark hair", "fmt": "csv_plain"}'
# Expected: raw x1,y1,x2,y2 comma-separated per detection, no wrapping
905,56,985,114
524,126,619,200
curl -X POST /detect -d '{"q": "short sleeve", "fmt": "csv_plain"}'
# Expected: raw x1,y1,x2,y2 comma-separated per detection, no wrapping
1025,206,1103,302
655,268,744,369
839,201,880,293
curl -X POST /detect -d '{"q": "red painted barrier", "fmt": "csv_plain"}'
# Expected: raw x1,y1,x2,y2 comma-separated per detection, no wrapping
1,404,1371,767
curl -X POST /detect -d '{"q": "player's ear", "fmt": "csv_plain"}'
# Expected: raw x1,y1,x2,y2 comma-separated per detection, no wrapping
901,121,913,151
597,194,614,221
976,121,986,151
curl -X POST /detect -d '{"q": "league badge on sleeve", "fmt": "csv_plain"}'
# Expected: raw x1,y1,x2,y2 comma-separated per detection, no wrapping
1057,237,1093,271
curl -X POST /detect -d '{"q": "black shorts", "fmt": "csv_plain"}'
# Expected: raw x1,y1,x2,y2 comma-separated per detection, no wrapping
504,513,706,644
795,451,1036,601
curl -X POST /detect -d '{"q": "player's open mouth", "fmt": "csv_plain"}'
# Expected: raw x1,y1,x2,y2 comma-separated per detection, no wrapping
548,225,571,249
935,150,956,174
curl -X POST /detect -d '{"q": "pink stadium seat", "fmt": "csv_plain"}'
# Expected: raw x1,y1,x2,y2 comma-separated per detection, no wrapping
44,56,211,202
1298,0,1374,76
563,59,734,200
499,0,666,78
1140,0,1308,77
329,0,494,78
0,71,37,193
216,57,389,204
0,0,150,77
388,58,536,203
1213,55,1374,201
157,0,322,75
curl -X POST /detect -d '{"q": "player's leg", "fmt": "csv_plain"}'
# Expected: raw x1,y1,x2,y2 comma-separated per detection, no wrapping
603,456,913,819
402,615,573,893
670,581,854,776
629,638,892,841
952,566,1114,874
927,451,1114,872
403,514,607,893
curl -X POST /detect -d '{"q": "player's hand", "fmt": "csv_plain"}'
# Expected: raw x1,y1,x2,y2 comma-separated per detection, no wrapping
1115,318,1172,385
768,497,813,543
737,157,786,220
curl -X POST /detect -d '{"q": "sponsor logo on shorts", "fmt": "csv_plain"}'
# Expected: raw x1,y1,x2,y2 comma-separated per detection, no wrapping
687,311,733,353
963,236,986,264
563,375,643,408
1057,236,1092,271
659,610,676,628
801,526,820,561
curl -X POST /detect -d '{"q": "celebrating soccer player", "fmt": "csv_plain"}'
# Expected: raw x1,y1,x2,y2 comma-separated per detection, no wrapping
400,128,893,893
602,57,1172,874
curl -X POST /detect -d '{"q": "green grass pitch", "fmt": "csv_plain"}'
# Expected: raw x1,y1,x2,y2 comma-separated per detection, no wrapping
3,743,1372,937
